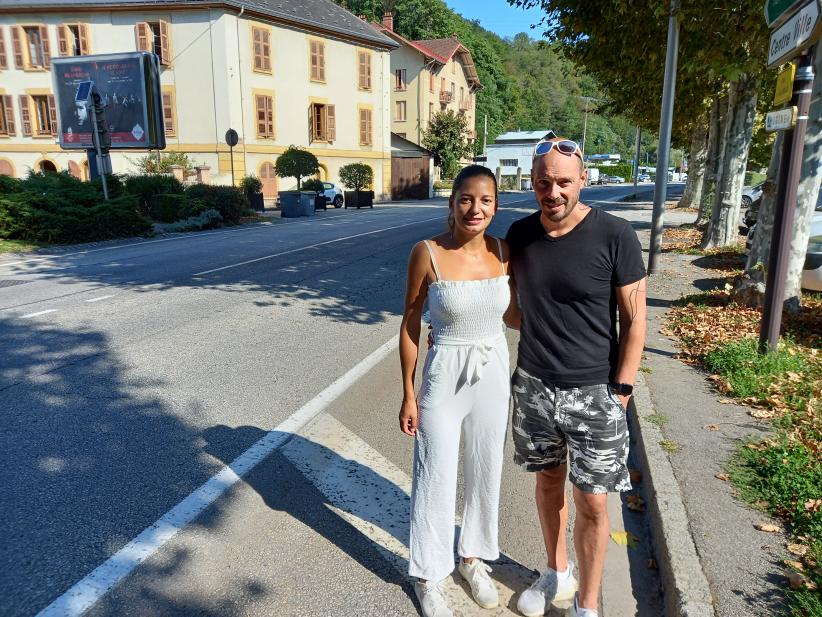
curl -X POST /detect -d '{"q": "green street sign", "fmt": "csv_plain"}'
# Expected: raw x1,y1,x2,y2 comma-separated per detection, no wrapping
765,0,803,26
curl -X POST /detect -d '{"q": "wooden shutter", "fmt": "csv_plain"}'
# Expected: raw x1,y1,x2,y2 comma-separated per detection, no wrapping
266,96,274,138
39,25,50,67
308,103,316,142
19,95,31,136
47,95,57,135
0,27,7,68
365,109,372,145
79,24,90,55
326,104,335,141
317,42,325,81
58,25,69,56
310,41,318,80
359,109,366,145
358,52,365,88
2,96,14,135
159,20,171,65
252,27,262,70
162,91,174,135
256,95,274,138
261,29,270,71
12,26,23,68
135,22,149,51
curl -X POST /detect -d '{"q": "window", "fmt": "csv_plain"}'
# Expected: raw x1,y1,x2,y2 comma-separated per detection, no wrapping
310,102,335,141
451,59,456,74
440,77,446,92
0,96,14,135
135,21,171,66
12,26,51,69
58,24,90,56
500,158,518,167
23,94,56,136
429,71,434,92
450,82,455,97
394,68,406,91
252,26,271,72
358,51,371,90
429,102,434,123
0,29,8,69
395,100,406,122
161,87,176,136
359,107,372,145
255,94,275,138
460,87,464,105
309,40,325,82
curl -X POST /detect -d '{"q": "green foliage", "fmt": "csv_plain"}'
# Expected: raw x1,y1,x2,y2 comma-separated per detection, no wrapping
591,163,635,181
124,174,185,217
338,163,374,191
433,180,453,190
147,193,201,223
239,175,263,196
184,184,247,225
301,178,325,193
423,110,473,177
274,146,320,191
161,208,223,232
133,152,197,175
0,174,21,194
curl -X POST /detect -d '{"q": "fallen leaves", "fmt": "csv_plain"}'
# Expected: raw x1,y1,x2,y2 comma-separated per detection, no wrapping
787,543,808,557
755,522,781,533
786,571,817,591
715,473,730,481
626,494,646,512
610,530,639,548
704,423,720,431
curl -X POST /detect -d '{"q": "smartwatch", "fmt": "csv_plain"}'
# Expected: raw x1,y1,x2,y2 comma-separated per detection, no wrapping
609,382,634,396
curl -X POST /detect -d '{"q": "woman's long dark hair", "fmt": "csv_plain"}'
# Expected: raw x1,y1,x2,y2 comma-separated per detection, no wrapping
447,165,498,232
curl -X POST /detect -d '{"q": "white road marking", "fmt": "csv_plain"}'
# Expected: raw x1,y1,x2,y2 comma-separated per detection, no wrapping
35,334,401,617
21,309,58,319
85,295,115,303
192,216,442,276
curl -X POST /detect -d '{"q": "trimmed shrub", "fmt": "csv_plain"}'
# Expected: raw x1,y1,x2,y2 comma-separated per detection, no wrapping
339,163,373,191
162,208,223,232
0,174,21,194
185,184,246,225
239,175,262,197
148,193,189,223
301,178,325,193
124,174,185,216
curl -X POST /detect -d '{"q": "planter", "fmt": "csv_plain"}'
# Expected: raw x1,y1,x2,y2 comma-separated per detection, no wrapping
280,191,316,217
344,190,374,209
248,192,265,212
314,193,328,211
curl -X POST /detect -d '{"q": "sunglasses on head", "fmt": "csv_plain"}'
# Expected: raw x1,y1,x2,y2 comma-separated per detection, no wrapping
533,139,582,159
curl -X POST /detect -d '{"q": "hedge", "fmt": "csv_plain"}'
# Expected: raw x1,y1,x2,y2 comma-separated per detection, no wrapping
124,174,184,217
185,184,247,225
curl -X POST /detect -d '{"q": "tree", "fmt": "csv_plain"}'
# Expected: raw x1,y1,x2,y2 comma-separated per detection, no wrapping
422,110,474,178
132,152,196,175
339,162,374,192
274,146,319,192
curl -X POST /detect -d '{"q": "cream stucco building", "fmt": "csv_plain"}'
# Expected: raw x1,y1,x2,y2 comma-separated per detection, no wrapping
0,0,398,199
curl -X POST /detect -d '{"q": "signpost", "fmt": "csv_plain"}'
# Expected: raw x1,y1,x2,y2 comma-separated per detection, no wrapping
765,0,804,26
765,106,797,131
773,63,796,104
225,129,239,187
767,0,821,68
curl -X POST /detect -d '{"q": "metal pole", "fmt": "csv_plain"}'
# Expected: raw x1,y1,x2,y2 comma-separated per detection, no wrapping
483,114,488,156
89,93,109,201
647,0,680,275
633,126,641,192
230,144,235,187
581,97,590,155
759,46,816,353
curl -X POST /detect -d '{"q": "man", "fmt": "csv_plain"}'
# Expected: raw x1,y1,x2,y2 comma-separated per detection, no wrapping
505,137,647,617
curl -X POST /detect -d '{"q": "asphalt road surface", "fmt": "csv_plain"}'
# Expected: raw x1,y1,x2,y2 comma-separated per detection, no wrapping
1,184,677,616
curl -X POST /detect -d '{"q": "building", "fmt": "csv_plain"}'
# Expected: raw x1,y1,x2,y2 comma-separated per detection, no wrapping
483,130,555,182
371,13,480,150
0,0,398,200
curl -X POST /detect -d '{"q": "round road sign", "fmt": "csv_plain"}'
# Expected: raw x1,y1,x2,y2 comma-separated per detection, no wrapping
225,129,239,147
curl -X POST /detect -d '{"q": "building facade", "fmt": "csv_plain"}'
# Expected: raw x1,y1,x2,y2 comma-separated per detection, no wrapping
0,0,398,199
372,13,479,150
483,130,556,182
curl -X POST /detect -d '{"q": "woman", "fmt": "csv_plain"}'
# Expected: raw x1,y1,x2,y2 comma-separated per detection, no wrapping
399,165,518,617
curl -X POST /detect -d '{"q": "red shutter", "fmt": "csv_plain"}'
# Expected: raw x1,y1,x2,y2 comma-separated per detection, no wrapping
0,28,7,69
19,95,31,136
79,24,90,55
39,25,50,67
326,104,335,141
47,95,57,135
159,20,171,65
12,26,24,68
3,96,15,135
135,22,149,52
57,25,69,56
162,91,174,135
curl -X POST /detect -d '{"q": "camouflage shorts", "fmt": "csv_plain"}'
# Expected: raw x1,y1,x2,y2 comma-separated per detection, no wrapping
511,366,632,494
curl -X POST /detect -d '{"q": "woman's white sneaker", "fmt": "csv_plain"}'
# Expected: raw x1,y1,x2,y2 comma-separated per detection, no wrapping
567,592,598,616
458,559,499,609
517,562,578,616
414,578,454,617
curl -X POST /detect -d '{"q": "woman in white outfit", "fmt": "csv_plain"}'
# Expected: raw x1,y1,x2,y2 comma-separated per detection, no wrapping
399,165,517,617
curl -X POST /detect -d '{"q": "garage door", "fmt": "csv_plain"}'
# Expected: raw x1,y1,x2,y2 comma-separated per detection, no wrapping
391,156,429,200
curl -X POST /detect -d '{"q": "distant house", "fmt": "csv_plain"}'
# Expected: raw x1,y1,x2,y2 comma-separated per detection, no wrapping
482,130,556,183
0,0,398,199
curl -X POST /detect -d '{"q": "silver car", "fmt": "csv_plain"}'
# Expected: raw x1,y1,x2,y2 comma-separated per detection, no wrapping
321,182,345,208
741,183,764,208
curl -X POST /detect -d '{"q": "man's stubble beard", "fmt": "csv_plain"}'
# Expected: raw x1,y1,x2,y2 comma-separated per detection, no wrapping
541,194,578,223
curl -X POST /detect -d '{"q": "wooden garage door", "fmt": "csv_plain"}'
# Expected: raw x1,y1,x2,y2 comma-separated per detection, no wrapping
260,162,278,198
391,156,430,200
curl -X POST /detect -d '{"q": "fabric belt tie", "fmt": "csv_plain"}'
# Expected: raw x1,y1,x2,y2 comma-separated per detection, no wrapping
434,332,505,390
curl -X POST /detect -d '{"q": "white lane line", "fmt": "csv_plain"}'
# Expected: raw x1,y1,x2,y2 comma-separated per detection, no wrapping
85,295,115,303
35,334,400,617
21,309,58,319
192,215,442,276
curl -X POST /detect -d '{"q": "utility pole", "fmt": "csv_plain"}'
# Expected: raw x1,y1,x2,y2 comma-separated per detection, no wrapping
483,114,488,157
581,96,590,155
633,126,641,193
647,0,680,275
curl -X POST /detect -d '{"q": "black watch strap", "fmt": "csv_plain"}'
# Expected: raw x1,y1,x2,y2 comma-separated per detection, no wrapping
609,382,634,396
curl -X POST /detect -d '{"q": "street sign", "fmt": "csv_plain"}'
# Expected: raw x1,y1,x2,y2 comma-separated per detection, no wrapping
765,0,804,26
767,0,821,68
225,128,239,147
766,106,797,132
773,63,796,104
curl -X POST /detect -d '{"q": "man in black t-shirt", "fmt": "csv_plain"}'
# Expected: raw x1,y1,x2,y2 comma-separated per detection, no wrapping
504,137,647,617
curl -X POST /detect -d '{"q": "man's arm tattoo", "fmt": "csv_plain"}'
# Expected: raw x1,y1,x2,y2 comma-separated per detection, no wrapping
628,279,646,321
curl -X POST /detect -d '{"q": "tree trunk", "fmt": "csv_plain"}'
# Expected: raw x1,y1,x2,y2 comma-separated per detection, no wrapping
702,75,759,249
679,122,708,209
696,97,723,228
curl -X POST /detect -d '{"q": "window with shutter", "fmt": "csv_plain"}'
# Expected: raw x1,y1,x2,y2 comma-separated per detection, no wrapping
358,51,371,90
162,90,175,136
429,71,434,92
310,40,325,82
1,96,14,135
359,109,367,145
79,24,90,55
158,20,171,66
0,28,6,69
0,98,7,135
394,69,406,91
22,26,47,68
395,101,406,122
252,27,271,72
261,29,271,72
18,95,31,136
12,27,23,68
255,95,274,138
47,95,57,136
326,104,335,141
135,22,149,52
57,25,69,56
39,25,50,67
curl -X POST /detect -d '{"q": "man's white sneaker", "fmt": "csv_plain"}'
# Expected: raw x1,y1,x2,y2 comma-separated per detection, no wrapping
517,562,578,617
567,592,598,617
414,578,454,617
458,559,499,609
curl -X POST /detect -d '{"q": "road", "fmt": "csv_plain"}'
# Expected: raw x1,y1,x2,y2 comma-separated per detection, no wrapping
0,184,681,616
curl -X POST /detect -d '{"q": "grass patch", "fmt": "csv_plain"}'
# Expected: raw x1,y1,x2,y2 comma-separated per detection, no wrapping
639,365,653,374
659,439,679,453
646,413,669,427
0,238,46,254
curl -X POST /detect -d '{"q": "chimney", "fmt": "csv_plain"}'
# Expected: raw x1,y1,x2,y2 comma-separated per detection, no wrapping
383,11,394,31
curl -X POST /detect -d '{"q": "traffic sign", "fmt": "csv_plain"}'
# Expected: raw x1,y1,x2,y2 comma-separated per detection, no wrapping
225,128,239,147
768,0,821,67
773,63,796,105
765,106,797,131
765,0,804,26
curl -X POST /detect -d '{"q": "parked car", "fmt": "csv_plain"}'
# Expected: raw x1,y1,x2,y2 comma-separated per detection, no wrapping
322,182,345,208
741,182,765,208
638,173,651,182
609,175,626,183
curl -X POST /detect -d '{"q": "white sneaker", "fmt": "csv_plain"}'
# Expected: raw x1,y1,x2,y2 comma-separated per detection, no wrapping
414,578,454,617
517,562,578,616
567,592,598,617
458,559,499,609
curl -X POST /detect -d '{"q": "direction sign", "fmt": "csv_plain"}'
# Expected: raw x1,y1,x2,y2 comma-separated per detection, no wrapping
765,106,797,131
773,63,796,104
765,0,804,26
767,0,821,67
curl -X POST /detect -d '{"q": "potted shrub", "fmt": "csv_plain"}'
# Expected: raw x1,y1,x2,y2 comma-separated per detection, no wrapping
339,163,374,209
301,178,327,211
275,146,320,217
239,175,264,212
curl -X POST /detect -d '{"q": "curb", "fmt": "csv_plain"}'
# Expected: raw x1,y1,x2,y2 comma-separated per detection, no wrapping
630,373,716,617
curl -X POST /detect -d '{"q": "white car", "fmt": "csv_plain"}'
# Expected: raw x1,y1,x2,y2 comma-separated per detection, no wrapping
321,182,345,208
741,183,764,208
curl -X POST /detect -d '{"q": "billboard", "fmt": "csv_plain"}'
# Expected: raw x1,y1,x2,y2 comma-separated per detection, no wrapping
51,51,165,150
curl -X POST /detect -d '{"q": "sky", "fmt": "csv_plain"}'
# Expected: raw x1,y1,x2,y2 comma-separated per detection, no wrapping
444,0,546,39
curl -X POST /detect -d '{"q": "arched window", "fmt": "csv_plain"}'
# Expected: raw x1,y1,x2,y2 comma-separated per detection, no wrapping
68,160,83,179
39,160,57,173
0,159,14,177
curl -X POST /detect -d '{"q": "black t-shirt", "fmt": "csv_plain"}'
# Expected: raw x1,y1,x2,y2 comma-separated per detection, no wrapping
505,207,645,386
